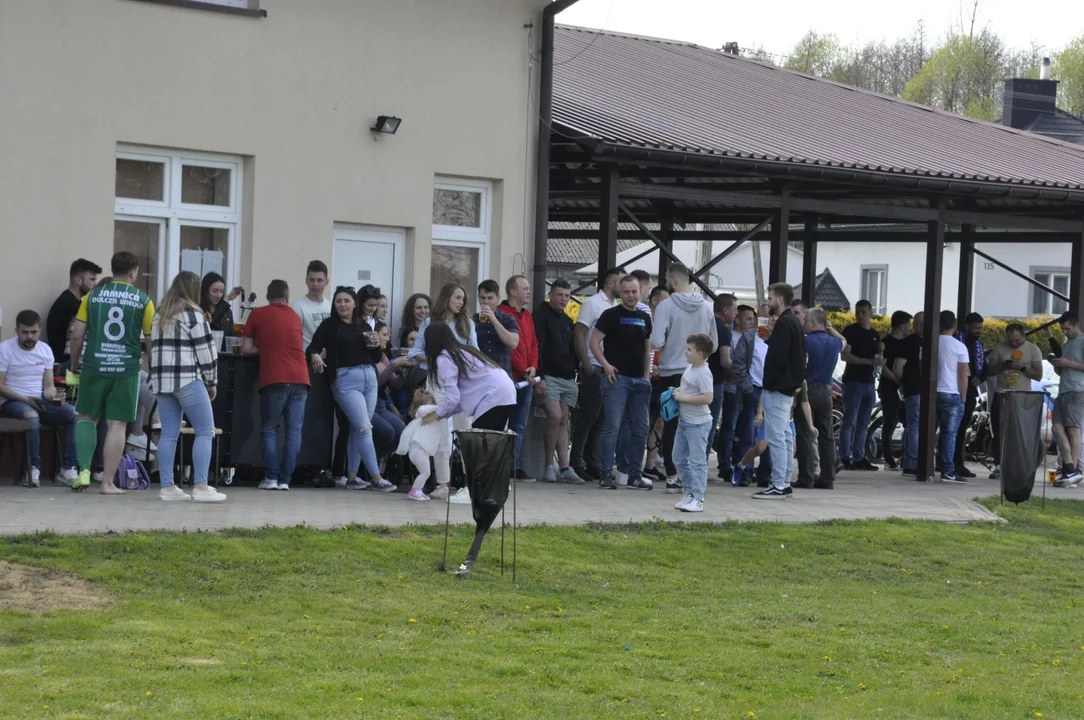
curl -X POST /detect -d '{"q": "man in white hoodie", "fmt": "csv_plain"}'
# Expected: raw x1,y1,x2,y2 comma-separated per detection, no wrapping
649,263,719,492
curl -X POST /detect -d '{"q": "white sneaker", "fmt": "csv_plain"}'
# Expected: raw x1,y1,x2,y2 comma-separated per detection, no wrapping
54,467,77,487
126,433,157,452
91,471,104,483
346,477,370,490
29,468,41,488
429,484,450,500
675,493,694,511
616,472,629,487
277,482,290,491
258,478,279,490
449,487,472,504
191,484,227,503
159,485,191,502
680,497,704,513
335,476,348,488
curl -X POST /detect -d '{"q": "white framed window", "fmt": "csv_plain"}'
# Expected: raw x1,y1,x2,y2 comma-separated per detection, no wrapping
860,266,888,316
1031,268,1070,316
431,178,491,304
114,146,242,301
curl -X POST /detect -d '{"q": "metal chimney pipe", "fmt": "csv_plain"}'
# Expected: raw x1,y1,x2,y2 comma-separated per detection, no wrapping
1041,57,1051,80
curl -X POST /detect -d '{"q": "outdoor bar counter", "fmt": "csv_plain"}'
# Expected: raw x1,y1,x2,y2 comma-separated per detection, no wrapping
211,353,335,479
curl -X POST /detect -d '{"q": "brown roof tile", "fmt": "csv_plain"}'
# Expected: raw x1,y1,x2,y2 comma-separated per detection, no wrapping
552,26,1084,191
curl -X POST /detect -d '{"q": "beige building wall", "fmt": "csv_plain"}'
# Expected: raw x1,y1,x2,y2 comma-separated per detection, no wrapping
0,0,545,332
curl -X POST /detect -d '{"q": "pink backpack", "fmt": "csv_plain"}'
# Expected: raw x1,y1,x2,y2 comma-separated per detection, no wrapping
114,454,152,490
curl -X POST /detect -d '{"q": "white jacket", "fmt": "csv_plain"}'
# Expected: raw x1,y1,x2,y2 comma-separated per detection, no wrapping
394,405,452,457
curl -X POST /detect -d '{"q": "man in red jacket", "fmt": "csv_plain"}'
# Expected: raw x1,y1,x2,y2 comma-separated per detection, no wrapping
498,275,539,482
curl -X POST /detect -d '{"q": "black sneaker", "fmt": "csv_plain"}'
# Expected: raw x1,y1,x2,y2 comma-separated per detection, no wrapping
736,476,751,487
989,467,1001,481
751,485,793,500
854,459,880,471
664,476,683,493
794,478,815,490
940,472,965,484
756,477,770,488
626,473,653,490
642,467,666,483
514,469,536,483
956,466,976,479
885,458,899,470
902,468,917,477
840,459,855,471
598,473,617,490
813,480,834,490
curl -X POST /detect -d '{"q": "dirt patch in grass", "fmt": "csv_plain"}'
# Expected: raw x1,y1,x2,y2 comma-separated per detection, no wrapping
0,561,111,612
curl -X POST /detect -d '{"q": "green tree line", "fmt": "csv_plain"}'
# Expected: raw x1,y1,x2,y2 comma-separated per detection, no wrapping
753,15,1084,121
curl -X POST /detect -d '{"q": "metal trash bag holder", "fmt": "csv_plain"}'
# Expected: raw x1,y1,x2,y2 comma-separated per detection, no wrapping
996,390,1047,506
440,429,518,578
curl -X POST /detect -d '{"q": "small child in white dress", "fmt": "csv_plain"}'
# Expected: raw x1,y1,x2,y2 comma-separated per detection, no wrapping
395,390,452,501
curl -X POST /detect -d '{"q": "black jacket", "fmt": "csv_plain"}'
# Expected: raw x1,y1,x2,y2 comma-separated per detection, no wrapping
534,300,577,380
763,309,806,396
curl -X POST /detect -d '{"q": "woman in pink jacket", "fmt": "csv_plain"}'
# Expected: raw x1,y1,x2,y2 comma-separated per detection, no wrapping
421,322,516,430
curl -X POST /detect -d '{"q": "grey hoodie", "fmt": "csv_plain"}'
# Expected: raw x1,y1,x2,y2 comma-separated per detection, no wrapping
650,292,719,375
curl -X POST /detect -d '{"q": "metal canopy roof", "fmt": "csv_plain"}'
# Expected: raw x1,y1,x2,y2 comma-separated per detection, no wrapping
552,25,1084,198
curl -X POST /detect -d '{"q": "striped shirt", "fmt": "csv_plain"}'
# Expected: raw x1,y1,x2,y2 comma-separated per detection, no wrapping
151,308,219,395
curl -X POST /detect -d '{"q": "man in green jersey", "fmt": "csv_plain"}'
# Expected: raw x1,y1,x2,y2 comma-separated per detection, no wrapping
69,252,155,493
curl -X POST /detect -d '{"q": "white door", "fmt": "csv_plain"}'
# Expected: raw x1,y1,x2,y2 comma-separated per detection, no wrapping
332,224,405,338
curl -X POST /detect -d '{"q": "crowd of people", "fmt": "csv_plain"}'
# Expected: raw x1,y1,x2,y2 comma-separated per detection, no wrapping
2,253,1081,509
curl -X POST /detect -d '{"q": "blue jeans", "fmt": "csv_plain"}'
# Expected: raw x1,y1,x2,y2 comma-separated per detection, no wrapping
716,390,740,473
762,390,794,490
372,405,405,459
157,381,214,488
733,388,761,473
705,383,725,462
902,395,921,471
937,392,965,476
0,397,78,469
260,383,308,483
675,419,711,500
334,365,380,478
839,381,876,462
599,375,651,475
508,384,534,471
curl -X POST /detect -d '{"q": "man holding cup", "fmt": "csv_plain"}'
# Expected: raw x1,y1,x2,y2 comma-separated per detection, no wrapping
0,310,79,486
474,280,519,376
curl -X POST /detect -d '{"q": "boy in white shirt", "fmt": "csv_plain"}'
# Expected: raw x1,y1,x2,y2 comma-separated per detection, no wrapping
0,310,78,486
671,333,715,512
291,260,332,347
936,310,971,483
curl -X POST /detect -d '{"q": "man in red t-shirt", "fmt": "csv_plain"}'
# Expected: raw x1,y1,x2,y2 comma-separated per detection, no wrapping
241,279,311,490
497,274,539,482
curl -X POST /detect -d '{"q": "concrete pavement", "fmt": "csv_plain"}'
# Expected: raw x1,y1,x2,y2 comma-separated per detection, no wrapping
3,462,1069,537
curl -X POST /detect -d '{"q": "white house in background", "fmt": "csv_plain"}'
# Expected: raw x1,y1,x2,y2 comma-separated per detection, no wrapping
575,235,1072,320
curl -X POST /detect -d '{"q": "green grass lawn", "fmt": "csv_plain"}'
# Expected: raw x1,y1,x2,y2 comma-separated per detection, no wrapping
2,499,1084,719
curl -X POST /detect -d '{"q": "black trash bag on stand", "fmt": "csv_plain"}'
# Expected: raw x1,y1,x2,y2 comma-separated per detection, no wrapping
997,390,1045,504
448,429,515,575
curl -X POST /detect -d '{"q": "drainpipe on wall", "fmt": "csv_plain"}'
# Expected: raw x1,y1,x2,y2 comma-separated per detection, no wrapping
531,0,581,298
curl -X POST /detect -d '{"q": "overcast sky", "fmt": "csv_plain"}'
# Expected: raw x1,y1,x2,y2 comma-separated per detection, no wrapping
558,0,1084,58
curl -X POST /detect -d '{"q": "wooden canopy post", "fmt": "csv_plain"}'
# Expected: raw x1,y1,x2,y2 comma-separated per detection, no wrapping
658,215,674,280
801,214,817,306
598,166,619,276
768,186,790,286
1071,221,1084,320
957,224,975,326
917,203,946,481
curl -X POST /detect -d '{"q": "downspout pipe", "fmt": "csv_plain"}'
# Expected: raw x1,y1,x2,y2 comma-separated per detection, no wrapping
531,0,581,297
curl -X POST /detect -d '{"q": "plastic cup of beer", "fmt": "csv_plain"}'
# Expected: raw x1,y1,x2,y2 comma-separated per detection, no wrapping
479,304,490,323
1048,469,1057,483
364,331,379,348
